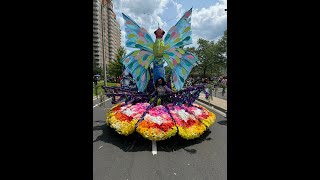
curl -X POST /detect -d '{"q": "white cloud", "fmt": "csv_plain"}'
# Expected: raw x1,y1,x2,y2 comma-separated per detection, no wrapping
113,0,170,40
189,0,227,47
120,30,126,47
118,16,125,27
113,0,227,49
171,0,185,18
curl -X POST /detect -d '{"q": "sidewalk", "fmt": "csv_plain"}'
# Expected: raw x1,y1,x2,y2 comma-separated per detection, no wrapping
210,88,227,100
197,93,227,112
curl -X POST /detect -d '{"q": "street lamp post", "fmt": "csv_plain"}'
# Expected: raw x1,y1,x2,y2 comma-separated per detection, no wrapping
101,4,107,86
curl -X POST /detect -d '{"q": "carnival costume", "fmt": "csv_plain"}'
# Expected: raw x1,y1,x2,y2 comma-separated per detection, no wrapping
104,8,216,141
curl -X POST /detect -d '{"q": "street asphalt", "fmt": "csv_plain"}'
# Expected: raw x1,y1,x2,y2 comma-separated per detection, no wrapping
93,98,227,180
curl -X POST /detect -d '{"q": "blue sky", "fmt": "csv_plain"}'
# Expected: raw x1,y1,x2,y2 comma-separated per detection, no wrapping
112,0,227,53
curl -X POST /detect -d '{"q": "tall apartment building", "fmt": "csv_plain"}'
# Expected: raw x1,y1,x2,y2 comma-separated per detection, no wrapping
107,0,121,61
93,0,121,69
93,0,103,68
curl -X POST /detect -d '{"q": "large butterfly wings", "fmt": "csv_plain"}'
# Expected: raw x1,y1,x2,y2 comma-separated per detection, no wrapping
167,50,198,91
122,13,155,52
163,8,192,49
121,9,197,91
121,50,154,92
162,8,198,90
122,13,156,91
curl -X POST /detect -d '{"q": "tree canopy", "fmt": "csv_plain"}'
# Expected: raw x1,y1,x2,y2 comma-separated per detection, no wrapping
108,46,126,78
188,29,227,78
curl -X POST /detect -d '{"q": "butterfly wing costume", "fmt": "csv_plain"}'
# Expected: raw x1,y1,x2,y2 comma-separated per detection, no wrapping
104,8,216,141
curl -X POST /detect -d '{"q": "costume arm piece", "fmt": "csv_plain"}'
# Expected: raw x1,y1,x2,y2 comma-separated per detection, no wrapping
165,86,173,93
161,8,198,91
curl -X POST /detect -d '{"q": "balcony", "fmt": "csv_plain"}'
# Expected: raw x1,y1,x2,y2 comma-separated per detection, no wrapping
93,28,100,33
93,33,100,38
93,50,100,54
93,10,100,15
93,26,100,31
93,17,99,21
93,38,100,43
93,19,100,23
93,34,100,38
93,5,100,10
93,47,100,51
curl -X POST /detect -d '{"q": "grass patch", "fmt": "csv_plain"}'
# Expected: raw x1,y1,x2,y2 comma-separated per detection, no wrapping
93,81,120,96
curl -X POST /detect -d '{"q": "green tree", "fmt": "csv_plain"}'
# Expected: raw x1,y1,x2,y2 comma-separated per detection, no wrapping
194,38,215,78
216,29,227,73
93,66,102,76
108,46,126,79
188,30,227,78
217,29,227,55
185,47,196,53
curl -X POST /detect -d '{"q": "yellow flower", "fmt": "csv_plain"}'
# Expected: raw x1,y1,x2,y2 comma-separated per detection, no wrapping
200,112,216,127
177,123,206,140
106,108,139,136
137,125,177,141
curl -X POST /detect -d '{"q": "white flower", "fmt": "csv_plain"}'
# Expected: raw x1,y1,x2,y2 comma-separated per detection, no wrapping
122,108,135,116
148,115,164,125
177,110,194,122
193,109,202,116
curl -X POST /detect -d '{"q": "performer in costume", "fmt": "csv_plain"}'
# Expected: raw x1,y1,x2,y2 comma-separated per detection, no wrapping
104,8,216,141
149,77,173,105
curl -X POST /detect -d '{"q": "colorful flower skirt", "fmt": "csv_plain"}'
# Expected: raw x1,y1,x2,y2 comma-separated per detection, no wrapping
136,105,177,141
106,102,216,141
106,102,150,136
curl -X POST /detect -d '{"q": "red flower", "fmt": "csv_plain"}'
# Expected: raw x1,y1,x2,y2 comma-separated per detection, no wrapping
115,112,133,122
113,106,121,112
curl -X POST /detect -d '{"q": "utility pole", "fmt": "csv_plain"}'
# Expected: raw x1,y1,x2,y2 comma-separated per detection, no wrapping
101,3,107,86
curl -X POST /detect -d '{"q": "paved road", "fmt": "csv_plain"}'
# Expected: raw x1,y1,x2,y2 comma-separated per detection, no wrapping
93,99,227,180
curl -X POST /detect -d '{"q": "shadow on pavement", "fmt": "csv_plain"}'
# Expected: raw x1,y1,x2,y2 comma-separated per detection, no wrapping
218,120,227,126
93,123,212,154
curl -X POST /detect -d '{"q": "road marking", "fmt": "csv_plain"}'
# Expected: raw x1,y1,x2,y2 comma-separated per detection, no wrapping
152,140,157,155
99,145,103,149
93,98,111,109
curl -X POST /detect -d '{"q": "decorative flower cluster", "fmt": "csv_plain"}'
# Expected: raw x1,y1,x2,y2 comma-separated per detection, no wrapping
183,104,216,127
168,104,207,140
106,102,149,136
136,105,177,141
106,102,216,141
